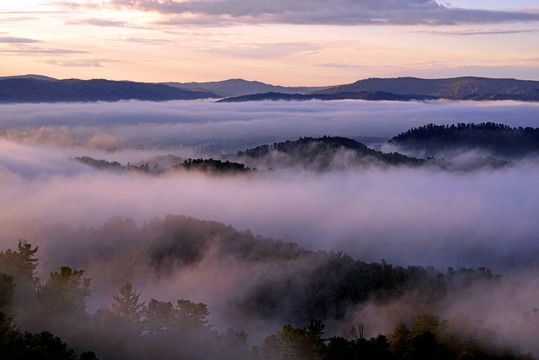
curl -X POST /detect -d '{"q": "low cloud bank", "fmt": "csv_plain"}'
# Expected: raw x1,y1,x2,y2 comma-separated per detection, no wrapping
1,100,538,152
1,100,538,271
1,150,538,272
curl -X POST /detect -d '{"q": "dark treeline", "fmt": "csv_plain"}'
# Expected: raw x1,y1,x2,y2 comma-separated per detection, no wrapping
0,239,532,360
15,215,512,326
390,123,539,158
239,254,501,324
179,158,253,173
235,136,425,170
217,91,439,103
75,156,252,175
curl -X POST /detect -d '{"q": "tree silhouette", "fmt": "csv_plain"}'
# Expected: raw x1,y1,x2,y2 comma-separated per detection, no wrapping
112,282,144,323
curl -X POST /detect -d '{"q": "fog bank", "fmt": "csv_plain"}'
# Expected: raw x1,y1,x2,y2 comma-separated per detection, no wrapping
1,100,538,152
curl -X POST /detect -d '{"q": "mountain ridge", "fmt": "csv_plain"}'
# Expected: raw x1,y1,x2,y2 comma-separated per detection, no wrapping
312,76,539,99
1,75,538,103
164,78,327,97
0,77,218,103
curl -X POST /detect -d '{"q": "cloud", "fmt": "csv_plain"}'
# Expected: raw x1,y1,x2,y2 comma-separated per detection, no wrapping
0,36,41,43
1,99,539,355
316,62,371,69
0,16,37,22
43,59,105,67
72,18,128,27
69,0,539,26
121,37,174,44
2,144,539,273
1,100,539,274
1,100,538,151
407,27,539,35
0,45,87,54
51,1,101,10
206,41,322,59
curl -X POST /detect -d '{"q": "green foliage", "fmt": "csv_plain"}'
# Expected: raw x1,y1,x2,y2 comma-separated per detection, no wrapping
143,298,175,335
412,312,440,338
389,322,412,359
261,320,326,360
0,274,15,311
0,311,78,360
112,282,144,323
176,299,209,328
0,239,533,360
0,240,40,325
148,214,309,271
39,266,91,317
0,239,39,289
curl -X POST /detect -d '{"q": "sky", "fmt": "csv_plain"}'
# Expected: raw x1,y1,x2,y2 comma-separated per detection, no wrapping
0,1,538,85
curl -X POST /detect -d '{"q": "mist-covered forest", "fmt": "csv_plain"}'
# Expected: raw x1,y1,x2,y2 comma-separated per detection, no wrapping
1,234,535,360
1,99,539,359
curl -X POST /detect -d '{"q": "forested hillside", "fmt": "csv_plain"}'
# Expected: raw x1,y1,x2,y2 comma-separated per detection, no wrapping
1,216,534,359
235,136,425,170
389,123,539,158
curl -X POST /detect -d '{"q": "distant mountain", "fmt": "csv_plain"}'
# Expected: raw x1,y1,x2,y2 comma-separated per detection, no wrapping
235,136,425,170
218,91,438,103
3,75,537,103
164,78,328,97
389,122,539,159
313,76,539,101
0,77,218,103
0,74,58,82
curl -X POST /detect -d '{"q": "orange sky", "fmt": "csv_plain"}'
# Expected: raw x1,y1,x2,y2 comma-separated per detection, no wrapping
0,0,538,85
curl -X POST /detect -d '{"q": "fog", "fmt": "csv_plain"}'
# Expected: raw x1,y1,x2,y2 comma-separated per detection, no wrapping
1,99,539,271
1,99,539,356
1,99,538,151
1,157,538,271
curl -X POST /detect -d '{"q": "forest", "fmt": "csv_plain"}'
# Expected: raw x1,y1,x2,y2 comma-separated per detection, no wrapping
0,221,535,360
389,123,539,158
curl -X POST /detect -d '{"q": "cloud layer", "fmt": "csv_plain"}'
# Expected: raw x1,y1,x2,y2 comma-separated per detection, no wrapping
1,99,538,152
92,0,539,26
1,99,539,354
1,99,539,273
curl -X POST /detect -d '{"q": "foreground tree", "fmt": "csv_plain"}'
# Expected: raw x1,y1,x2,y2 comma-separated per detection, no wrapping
112,282,144,323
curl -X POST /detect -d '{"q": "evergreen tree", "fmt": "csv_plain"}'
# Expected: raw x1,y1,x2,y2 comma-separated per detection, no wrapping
112,282,144,323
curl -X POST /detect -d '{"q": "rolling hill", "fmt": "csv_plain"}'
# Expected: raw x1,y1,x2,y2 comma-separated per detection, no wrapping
234,136,426,170
164,78,327,97
217,91,438,102
313,76,539,101
0,77,218,103
389,122,539,158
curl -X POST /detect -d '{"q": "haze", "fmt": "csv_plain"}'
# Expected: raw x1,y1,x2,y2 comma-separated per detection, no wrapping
1,99,538,272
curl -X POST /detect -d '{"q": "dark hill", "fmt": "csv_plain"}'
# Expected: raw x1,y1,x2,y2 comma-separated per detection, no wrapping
235,136,425,170
314,76,539,101
40,214,501,324
165,78,327,97
390,122,539,158
75,155,252,175
218,91,438,102
0,74,58,82
0,78,218,103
